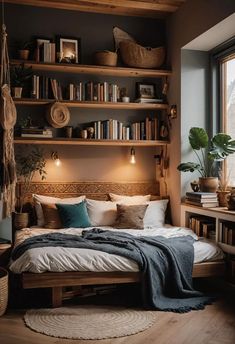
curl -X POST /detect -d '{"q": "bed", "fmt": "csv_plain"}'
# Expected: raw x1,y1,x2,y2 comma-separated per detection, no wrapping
10,181,226,308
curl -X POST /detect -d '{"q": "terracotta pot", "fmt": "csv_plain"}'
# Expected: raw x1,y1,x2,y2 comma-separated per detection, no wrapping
199,177,218,193
217,190,231,207
14,212,29,230
18,49,30,60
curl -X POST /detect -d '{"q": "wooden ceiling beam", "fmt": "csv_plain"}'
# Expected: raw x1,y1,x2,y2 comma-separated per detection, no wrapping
5,0,185,18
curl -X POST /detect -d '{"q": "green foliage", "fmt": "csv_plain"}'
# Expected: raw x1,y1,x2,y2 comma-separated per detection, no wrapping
16,148,47,212
177,127,235,177
10,63,33,87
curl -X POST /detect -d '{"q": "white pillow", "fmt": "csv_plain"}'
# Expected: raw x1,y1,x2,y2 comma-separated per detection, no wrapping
86,199,117,226
33,194,86,226
109,193,151,204
143,199,169,228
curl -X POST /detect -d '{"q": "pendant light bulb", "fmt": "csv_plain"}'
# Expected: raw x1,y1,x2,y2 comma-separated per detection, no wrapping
130,147,136,164
51,151,61,167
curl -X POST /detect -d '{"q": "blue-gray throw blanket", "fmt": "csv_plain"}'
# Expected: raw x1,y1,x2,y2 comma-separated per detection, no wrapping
11,228,213,312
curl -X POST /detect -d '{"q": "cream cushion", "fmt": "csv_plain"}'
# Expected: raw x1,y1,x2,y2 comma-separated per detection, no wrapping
33,194,85,226
109,193,151,204
86,199,117,226
143,199,169,228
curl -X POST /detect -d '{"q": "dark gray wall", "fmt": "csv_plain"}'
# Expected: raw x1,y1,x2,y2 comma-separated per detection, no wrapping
4,4,165,63
0,3,166,240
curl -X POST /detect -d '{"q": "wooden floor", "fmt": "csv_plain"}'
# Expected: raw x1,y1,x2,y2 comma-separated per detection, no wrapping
0,280,235,344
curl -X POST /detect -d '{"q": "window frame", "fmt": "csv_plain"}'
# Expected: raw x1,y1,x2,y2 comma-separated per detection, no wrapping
210,37,235,187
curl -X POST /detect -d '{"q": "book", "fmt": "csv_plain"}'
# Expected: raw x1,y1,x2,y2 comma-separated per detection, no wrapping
186,192,218,199
186,197,218,203
185,199,219,207
21,133,53,138
135,98,163,103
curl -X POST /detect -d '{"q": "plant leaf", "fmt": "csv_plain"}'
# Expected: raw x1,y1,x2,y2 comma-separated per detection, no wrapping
177,162,201,172
210,133,235,160
189,127,208,150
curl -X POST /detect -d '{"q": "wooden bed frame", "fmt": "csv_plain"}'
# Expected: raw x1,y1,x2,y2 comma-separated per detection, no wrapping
15,181,226,307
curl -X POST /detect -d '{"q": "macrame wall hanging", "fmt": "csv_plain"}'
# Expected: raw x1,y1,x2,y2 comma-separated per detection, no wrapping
0,0,17,217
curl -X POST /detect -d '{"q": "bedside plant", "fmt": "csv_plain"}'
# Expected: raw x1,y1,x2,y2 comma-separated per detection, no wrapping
177,127,235,192
15,148,46,229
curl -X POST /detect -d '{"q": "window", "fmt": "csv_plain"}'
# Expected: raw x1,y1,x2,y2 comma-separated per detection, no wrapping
220,54,235,186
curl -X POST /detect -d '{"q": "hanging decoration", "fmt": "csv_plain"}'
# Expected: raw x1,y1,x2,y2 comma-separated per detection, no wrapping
0,0,17,217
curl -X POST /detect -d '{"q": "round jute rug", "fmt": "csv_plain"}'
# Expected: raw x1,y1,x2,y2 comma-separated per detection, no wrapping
24,305,157,339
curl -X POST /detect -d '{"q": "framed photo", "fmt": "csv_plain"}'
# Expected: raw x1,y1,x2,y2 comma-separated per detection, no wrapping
136,82,156,99
56,36,80,64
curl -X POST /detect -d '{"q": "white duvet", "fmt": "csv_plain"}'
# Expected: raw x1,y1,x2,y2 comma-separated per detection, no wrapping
9,225,224,274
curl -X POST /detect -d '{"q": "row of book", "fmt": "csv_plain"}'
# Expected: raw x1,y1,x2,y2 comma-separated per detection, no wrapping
185,192,218,208
31,75,62,100
31,76,123,102
69,81,119,102
21,127,53,138
35,40,56,63
93,117,160,140
219,221,235,245
188,215,216,240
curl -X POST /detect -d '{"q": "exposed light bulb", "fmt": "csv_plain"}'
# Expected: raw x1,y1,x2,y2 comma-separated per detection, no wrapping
51,151,61,167
130,147,136,164
55,158,61,167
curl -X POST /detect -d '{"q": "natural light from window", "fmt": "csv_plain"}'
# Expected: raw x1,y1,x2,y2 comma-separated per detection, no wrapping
222,56,235,186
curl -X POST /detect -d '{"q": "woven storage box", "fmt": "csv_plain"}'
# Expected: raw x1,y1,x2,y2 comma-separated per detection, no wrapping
119,40,165,69
0,268,8,316
94,51,117,67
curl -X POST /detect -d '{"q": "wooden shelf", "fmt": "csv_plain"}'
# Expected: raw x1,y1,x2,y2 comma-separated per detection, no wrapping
14,98,169,110
11,60,172,78
14,138,169,146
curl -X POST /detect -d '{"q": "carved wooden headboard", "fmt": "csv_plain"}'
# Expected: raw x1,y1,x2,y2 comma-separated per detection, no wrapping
16,180,161,206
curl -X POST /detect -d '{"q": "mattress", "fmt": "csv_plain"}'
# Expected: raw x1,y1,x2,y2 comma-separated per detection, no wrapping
9,225,224,274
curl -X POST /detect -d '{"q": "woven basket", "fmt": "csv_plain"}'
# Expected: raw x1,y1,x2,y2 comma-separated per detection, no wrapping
119,40,165,69
94,51,117,67
0,268,8,316
46,102,71,128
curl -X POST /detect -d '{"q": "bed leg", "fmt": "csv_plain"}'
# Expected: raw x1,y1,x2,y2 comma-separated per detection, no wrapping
52,287,62,308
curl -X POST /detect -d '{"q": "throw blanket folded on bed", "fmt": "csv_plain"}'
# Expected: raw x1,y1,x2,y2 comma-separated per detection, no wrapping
11,228,213,313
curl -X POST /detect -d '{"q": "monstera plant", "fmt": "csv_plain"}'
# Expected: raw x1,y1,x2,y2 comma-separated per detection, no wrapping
177,127,235,192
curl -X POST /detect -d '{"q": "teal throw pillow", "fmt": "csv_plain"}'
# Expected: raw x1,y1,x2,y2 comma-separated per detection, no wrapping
56,201,91,228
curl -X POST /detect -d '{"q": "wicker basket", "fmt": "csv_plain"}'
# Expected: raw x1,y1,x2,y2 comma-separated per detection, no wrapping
94,51,118,67
0,268,8,316
119,40,165,69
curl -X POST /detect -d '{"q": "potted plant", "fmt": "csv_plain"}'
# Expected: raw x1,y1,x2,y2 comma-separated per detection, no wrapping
18,41,34,60
177,127,235,192
10,63,33,98
15,147,46,229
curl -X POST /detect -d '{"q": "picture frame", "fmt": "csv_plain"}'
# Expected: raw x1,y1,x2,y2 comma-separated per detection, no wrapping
56,36,81,64
136,82,156,99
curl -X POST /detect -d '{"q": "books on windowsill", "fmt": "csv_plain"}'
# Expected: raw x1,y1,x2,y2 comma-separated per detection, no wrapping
185,199,219,207
0,237,11,249
185,191,218,207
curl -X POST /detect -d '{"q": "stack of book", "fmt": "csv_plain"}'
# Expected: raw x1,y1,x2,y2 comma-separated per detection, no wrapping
21,127,53,138
185,192,218,207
